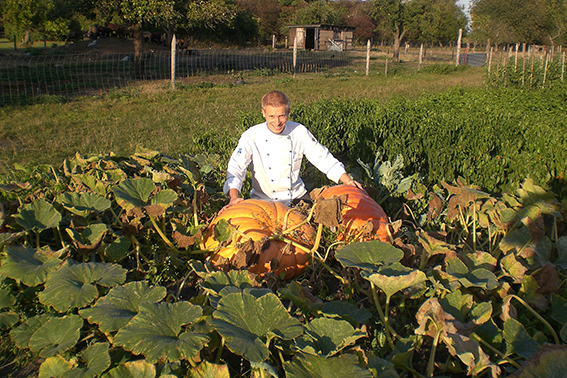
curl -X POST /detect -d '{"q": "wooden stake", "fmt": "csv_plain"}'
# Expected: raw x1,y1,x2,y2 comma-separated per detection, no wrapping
171,34,176,90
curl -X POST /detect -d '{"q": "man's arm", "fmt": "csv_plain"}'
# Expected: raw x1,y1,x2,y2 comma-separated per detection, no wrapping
339,173,363,190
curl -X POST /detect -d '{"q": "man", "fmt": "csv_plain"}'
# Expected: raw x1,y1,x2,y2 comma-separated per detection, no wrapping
223,91,362,209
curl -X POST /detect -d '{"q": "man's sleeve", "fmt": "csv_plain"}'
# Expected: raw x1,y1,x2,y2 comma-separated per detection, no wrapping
223,134,253,195
303,128,346,183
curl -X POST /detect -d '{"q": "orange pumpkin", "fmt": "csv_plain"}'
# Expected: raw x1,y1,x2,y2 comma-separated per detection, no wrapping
318,185,391,243
203,199,316,280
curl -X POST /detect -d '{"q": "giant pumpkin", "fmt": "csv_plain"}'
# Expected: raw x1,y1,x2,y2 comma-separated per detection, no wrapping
203,199,316,280
317,185,391,243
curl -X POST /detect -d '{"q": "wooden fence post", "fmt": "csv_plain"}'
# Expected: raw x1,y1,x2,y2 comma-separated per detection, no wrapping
171,34,176,90
562,51,565,82
488,47,493,78
419,43,423,70
293,36,297,78
365,39,370,76
385,57,388,76
456,28,462,66
272,35,276,49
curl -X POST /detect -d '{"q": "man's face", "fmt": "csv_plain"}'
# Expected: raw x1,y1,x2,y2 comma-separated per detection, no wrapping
262,105,288,134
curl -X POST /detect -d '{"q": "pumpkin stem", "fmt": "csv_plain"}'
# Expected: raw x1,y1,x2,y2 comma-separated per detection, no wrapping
281,202,318,237
149,214,178,251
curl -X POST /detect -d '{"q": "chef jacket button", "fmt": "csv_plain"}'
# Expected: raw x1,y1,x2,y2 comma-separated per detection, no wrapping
269,167,271,169
271,179,274,182
267,153,270,156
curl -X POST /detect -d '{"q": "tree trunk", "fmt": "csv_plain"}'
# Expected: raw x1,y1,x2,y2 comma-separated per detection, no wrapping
132,23,145,79
392,25,406,63
23,30,32,46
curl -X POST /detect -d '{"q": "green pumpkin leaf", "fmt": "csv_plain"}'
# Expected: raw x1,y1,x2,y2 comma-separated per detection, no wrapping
151,189,178,205
361,262,426,299
283,353,372,378
111,178,155,210
210,291,303,363
66,223,107,246
63,342,110,378
499,227,532,254
80,281,167,333
439,289,474,323
39,261,127,312
0,311,20,330
279,281,323,316
335,241,403,271
39,355,74,378
10,314,52,348
193,361,231,378
294,317,366,357
56,192,111,217
102,236,132,262
0,288,16,309
29,315,83,358
102,360,156,378
500,253,528,284
113,301,208,363
14,199,62,231
72,174,111,197
519,275,548,309
444,333,501,377
321,301,371,325
554,236,567,268
201,270,254,295
504,318,540,359
550,294,567,324
0,245,63,286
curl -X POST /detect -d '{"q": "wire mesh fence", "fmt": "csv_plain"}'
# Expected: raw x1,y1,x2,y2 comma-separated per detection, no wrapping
0,48,361,106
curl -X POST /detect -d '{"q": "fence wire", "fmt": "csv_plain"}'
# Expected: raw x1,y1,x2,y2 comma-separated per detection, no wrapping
0,49,359,106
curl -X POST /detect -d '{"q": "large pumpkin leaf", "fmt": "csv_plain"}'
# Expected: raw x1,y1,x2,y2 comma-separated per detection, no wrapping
80,281,167,333
361,262,426,299
113,301,208,363
504,318,540,359
201,270,254,295
111,178,155,211
39,261,127,312
366,352,400,378
102,360,156,378
39,355,74,378
283,353,372,378
29,315,83,358
210,291,303,363
321,301,371,326
0,288,16,309
279,281,323,317
445,256,499,290
0,245,63,286
335,241,403,271
56,192,111,217
66,223,107,245
293,317,366,357
102,236,132,262
10,314,52,348
14,199,62,231
62,342,110,378
0,289,19,330
192,361,231,378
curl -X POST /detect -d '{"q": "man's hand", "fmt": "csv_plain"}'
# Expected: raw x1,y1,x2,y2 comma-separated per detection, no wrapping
219,189,244,214
345,179,363,190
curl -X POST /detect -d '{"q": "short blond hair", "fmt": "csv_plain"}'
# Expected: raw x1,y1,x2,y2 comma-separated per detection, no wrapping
261,91,290,113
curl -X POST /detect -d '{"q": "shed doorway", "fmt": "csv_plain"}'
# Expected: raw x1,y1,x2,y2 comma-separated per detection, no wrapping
305,28,315,50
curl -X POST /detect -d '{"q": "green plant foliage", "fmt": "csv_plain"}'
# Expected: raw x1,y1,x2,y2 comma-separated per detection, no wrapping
335,240,403,270
38,261,127,312
283,353,373,378
210,290,303,363
28,315,83,358
0,245,63,286
113,301,208,364
102,360,156,378
361,263,427,299
293,317,366,357
79,281,167,333
14,199,62,231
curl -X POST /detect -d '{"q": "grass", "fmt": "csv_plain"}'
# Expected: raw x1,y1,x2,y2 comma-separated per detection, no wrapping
0,50,485,175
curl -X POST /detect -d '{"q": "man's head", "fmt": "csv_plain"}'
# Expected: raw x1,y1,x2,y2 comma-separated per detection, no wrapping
262,91,290,134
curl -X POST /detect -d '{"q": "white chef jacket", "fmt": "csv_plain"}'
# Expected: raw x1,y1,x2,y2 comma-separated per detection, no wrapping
224,121,346,206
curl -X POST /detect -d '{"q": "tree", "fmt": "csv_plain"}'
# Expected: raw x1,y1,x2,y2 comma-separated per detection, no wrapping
408,0,467,46
1,0,52,46
369,0,416,62
470,0,554,44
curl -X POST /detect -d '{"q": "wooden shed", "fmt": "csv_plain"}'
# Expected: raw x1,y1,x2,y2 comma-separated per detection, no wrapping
288,25,355,51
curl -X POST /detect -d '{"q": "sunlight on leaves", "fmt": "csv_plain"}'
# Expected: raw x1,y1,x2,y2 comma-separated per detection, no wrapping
361,262,426,299
193,361,231,378
293,317,366,358
56,192,111,217
504,318,540,359
103,360,156,378
335,240,403,271
111,178,155,211
39,355,75,378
